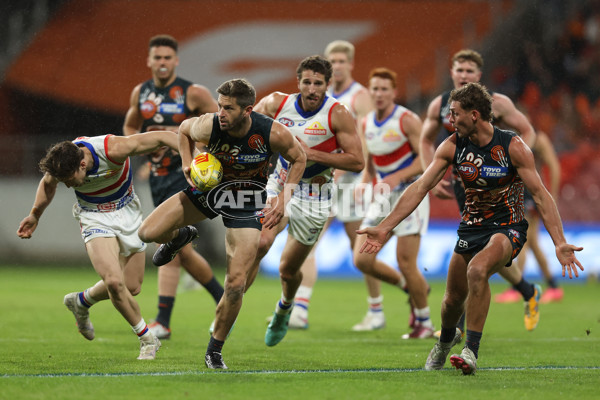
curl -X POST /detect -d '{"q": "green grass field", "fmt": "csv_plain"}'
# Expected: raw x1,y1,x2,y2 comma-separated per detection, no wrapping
1,264,598,400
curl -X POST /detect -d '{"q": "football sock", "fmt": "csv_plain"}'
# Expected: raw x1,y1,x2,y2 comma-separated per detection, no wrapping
203,277,224,304
465,329,482,359
207,336,224,354
294,285,312,315
440,326,457,343
513,278,535,301
77,289,97,308
457,313,466,332
547,277,558,289
414,306,433,328
132,318,152,341
367,295,384,314
275,295,294,315
396,273,408,293
155,296,175,328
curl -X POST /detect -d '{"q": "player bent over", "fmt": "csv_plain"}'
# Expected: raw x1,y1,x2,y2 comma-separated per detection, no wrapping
17,131,179,360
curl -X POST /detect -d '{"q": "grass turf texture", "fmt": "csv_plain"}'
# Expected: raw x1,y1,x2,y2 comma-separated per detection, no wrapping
1,265,598,400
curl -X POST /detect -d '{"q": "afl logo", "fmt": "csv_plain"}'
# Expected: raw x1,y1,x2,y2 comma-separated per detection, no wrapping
141,101,157,119
248,134,268,153
278,117,294,127
490,145,506,162
458,162,479,182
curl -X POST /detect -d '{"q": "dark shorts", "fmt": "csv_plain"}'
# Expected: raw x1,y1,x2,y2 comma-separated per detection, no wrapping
454,221,528,266
183,185,265,230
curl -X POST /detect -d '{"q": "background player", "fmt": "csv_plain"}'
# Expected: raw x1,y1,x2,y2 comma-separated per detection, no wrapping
123,34,223,339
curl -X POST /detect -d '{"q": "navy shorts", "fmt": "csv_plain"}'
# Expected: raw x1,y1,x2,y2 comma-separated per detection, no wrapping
183,185,264,230
454,221,528,266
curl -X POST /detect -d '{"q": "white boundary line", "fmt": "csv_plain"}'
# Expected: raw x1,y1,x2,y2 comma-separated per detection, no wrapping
2,366,599,379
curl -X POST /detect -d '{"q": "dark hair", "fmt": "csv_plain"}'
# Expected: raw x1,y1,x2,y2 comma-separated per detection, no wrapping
451,49,483,69
216,78,256,108
368,67,397,88
149,34,178,52
296,55,332,83
449,82,493,122
39,141,84,180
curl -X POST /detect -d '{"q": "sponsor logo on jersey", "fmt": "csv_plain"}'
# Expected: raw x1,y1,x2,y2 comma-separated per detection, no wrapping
169,85,184,100
159,103,184,114
278,117,294,127
383,129,402,142
481,165,508,178
304,122,327,135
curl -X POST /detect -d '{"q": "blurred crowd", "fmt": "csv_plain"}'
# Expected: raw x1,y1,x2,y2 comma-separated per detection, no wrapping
489,2,600,220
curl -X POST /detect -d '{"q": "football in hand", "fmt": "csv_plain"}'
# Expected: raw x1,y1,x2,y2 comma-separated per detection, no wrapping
189,152,223,191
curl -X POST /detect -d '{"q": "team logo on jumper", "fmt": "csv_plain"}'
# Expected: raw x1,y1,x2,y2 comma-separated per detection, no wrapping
304,122,327,135
169,85,184,101
457,162,479,182
278,117,294,127
248,134,268,153
481,165,508,178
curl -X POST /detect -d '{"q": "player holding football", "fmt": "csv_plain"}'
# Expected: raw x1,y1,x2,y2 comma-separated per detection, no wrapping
250,55,365,347
123,34,223,340
359,82,583,375
17,130,181,360
138,78,307,369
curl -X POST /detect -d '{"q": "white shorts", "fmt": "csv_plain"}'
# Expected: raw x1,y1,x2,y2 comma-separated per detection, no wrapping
331,171,366,223
73,195,147,257
360,184,429,237
286,196,332,246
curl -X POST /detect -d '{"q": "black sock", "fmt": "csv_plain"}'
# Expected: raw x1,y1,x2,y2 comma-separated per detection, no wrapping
440,327,457,343
156,296,175,328
457,313,466,332
203,276,224,304
547,278,558,289
512,278,534,301
465,330,482,359
207,336,225,354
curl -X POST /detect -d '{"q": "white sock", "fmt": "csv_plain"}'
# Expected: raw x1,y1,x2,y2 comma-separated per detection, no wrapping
132,318,152,341
367,295,384,314
414,306,433,328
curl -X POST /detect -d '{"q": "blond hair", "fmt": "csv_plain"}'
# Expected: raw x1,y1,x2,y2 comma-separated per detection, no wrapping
324,40,355,62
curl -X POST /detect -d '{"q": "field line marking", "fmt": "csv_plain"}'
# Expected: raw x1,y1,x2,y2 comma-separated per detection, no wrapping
2,366,599,378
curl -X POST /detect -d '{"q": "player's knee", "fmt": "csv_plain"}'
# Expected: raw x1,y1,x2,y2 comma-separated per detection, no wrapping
353,252,371,274
104,276,126,296
256,235,275,260
466,263,488,285
224,275,245,298
127,282,142,296
137,223,154,243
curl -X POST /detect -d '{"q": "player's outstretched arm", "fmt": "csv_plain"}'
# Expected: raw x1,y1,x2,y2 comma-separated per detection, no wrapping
17,174,58,239
510,135,583,278
108,131,179,163
357,135,454,254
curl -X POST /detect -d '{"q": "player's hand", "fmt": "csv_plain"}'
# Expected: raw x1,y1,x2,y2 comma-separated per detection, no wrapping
432,180,454,199
262,195,284,229
356,226,390,254
17,216,38,239
182,166,195,187
555,243,584,279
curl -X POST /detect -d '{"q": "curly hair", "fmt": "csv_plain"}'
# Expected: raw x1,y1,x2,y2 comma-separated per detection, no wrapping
449,82,494,122
38,141,84,181
296,55,332,83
